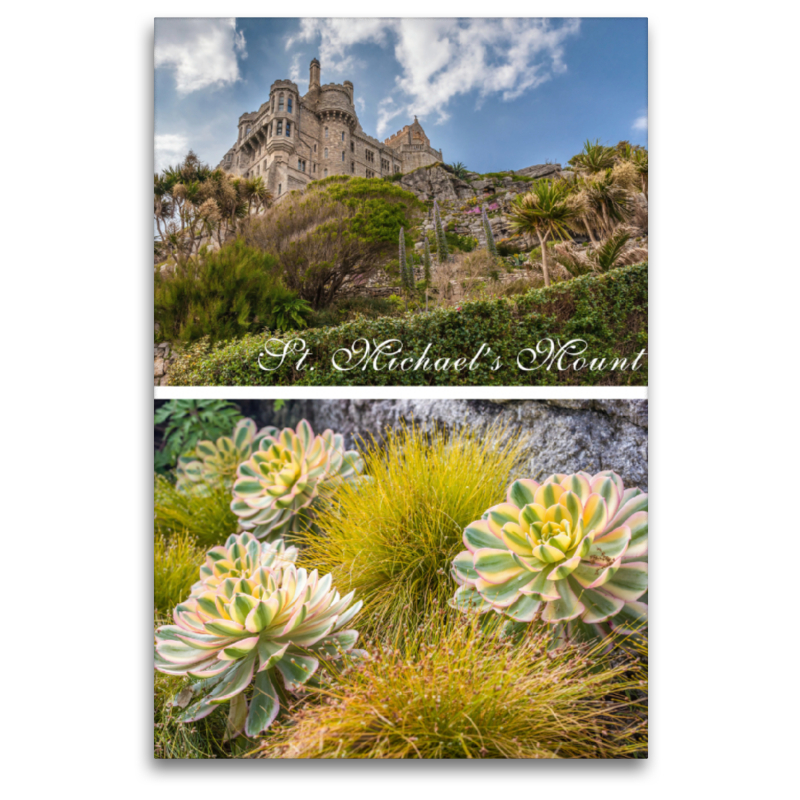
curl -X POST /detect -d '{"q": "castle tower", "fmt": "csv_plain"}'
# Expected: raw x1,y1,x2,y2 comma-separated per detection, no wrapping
309,58,321,90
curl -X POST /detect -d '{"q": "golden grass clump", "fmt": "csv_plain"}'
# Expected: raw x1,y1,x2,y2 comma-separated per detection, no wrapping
154,531,205,615
154,473,239,549
299,422,526,638
259,613,646,759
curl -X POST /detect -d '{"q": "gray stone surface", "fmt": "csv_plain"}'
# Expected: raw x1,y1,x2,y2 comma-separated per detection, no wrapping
284,399,648,493
399,165,473,202
514,163,562,179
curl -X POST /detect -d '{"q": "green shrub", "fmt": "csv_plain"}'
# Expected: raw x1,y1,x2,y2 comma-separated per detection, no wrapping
154,399,242,474
154,531,204,615
260,614,646,759
154,474,238,549
154,240,308,344
168,263,648,387
299,422,527,638
445,231,477,252
382,172,404,182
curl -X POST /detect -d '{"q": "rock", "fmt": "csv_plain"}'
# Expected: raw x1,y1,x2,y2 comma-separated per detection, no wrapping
399,166,473,203
288,399,648,493
154,357,165,378
514,163,562,180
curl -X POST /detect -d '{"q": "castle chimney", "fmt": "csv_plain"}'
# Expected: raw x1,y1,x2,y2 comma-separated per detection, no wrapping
343,80,353,103
310,58,320,89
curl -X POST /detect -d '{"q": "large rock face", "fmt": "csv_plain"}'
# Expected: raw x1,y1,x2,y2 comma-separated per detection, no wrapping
514,163,563,180
399,166,473,202
250,399,648,493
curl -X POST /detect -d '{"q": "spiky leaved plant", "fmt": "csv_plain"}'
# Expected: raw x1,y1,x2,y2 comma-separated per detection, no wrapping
433,199,449,261
451,470,647,646
231,419,363,541
481,204,497,256
176,418,276,493
155,532,363,738
422,237,432,282
398,227,413,292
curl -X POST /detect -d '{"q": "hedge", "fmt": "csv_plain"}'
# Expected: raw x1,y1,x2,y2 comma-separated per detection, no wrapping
168,263,647,387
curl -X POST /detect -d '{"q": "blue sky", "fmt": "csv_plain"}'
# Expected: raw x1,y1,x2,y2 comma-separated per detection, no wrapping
154,18,647,174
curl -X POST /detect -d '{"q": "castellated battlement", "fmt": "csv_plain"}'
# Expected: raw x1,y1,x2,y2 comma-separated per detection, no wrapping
216,61,442,202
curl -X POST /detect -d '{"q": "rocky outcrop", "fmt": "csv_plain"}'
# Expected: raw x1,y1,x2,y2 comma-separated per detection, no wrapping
249,399,648,493
154,342,176,386
514,163,562,180
398,166,473,202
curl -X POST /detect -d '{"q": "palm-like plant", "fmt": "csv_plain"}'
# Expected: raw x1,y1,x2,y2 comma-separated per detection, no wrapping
508,180,578,286
631,149,648,198
449,161,469,180
569,139,616,174
582,170,633,237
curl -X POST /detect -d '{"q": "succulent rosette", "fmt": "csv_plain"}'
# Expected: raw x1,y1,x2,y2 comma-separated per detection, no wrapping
155,532,363,738
231,419,364,540
176,418,277,493
450,470,647,641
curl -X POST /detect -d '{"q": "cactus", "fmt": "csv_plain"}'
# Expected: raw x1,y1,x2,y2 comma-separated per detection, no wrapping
433,199,449,261
451,470,647,645
482,204,498,256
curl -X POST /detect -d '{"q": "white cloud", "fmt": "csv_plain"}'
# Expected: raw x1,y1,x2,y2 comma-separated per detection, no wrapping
632,114,648,131
154,133,189,172
155,18,246,95
355,96,366,114
287,18,580,136
289,53,309,88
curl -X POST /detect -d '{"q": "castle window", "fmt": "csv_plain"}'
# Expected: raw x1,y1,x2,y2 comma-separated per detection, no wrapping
365,150,374,163
271,97,275,112
286,122,291,137
278,94,284,111
324,168,328,177
341,131,345,142
278,183,282,195
312,163,316,173
366,169,374,178
341,151,345,162
324,127,329,138
351,161,355,174
381,158,390,172
287,96,293,113
350,141,354,153
324,148,328,158
277,121,283,136
246,126,251,136
313,144,317,153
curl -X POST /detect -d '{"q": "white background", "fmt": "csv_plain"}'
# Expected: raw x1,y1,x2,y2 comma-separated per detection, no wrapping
2,0,797,795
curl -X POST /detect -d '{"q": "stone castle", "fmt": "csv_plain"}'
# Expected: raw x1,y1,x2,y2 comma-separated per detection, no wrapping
216,59,443,198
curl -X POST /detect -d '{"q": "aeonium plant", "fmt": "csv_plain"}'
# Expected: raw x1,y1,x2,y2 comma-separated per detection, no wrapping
230,419,364,540
450,470,647,644
176,418,277,493
155,532,363,738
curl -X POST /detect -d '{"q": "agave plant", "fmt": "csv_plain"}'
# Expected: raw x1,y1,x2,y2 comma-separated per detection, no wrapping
451,471,647,644
176,418,276,494
231,420,363,540
155,531,363,738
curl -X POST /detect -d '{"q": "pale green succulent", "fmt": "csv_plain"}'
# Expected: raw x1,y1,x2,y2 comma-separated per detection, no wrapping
155,531,363,738
451,470,647,645
176,418,276,493
231,419,363,540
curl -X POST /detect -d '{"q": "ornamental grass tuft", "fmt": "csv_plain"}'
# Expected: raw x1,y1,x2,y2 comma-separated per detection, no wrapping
154,532,205,615
259,612,646,759
154,474,239,549
299,422,526,639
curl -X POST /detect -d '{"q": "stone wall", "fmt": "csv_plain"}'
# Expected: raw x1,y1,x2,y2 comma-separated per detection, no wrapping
241,399,649,493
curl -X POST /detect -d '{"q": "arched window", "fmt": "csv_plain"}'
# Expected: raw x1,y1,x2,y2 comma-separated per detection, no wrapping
324,168,328,177
278,183,282,195
246,126,251,135
313,144,317,153
324,127,329,138
287,97,293,113
341,151,345,161
278,94,285,111
286,122,291,137
324,148,328,158
277,121,283,136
